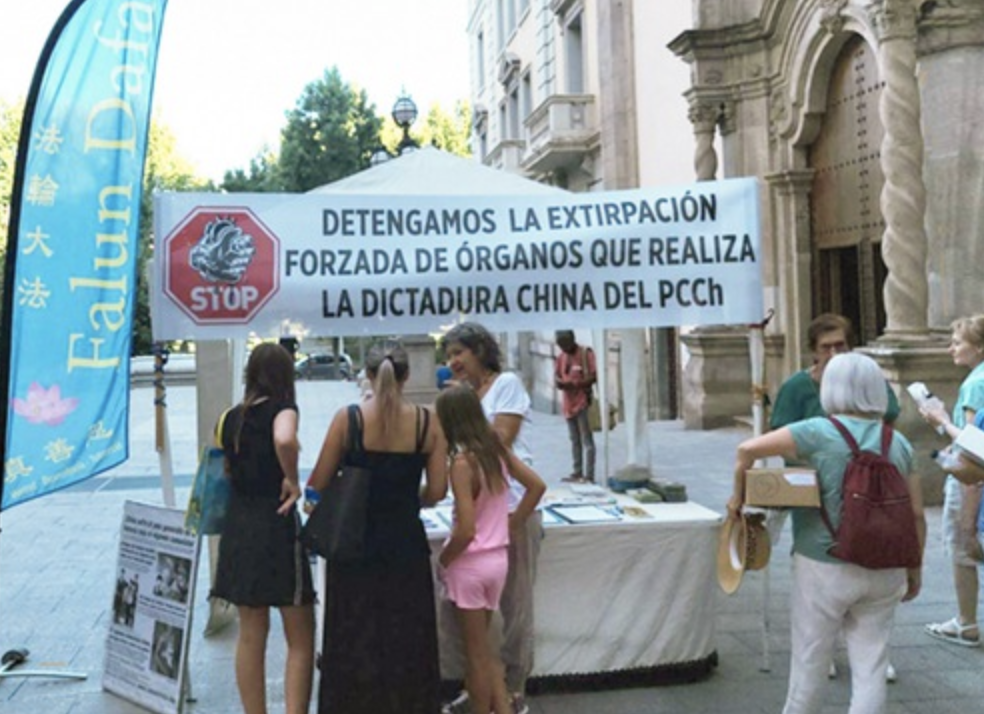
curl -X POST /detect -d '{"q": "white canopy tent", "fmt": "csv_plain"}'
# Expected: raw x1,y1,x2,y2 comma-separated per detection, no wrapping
309,145,563,197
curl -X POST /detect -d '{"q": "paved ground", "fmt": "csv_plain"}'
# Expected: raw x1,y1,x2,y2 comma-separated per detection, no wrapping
0,379,982,713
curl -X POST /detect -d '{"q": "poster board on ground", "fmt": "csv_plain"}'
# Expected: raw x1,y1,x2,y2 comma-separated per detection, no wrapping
103,500,199,714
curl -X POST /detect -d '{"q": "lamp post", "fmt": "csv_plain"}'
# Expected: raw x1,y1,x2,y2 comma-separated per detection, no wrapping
392,93,419,155
369,93,419,166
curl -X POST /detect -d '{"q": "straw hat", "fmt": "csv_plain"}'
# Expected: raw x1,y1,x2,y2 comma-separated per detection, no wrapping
717,511,771,594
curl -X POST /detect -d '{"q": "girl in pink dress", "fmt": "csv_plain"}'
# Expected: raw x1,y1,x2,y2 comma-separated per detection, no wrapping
435,386,545,714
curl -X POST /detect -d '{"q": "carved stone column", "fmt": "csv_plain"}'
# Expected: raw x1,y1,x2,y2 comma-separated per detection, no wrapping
688,102,720,181
868,0,931,341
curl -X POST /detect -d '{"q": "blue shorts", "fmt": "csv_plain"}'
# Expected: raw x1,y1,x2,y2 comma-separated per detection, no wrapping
444,547,508,611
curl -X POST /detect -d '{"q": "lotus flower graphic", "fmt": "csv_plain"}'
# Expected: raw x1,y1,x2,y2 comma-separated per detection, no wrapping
12,382,79,426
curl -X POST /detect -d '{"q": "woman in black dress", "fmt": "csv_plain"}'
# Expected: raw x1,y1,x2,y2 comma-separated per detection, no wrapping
212,342,315,714
307,339,447,713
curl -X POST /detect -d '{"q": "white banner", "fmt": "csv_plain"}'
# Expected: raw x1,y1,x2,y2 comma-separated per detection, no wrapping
103,501,198,714
152,178,763,340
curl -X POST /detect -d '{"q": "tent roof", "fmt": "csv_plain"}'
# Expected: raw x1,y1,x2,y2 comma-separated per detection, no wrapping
310,146,564,196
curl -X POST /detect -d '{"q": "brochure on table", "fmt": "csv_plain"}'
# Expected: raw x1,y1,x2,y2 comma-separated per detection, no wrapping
420,485,715,538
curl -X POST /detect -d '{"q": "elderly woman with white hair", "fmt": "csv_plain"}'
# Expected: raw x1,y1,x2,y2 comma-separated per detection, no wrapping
729,352,926,714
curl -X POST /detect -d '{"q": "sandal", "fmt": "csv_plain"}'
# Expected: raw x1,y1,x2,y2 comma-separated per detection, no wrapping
925,617,980,647
562,474,586,483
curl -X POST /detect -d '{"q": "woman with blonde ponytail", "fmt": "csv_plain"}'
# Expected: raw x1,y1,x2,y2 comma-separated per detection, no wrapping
307,339,448,713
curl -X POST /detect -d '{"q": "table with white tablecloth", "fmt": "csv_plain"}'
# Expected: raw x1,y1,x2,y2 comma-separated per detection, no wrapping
425,498,723,688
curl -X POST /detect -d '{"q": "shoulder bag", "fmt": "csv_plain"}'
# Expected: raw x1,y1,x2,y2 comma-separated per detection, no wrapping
185,407,233,536
301,405,372,562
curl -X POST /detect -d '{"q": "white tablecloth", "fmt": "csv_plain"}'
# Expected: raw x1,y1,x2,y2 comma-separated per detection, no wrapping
426,498,722,680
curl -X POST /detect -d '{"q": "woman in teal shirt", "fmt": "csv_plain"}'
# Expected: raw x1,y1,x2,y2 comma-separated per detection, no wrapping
730,353,925,714
918,317,984,647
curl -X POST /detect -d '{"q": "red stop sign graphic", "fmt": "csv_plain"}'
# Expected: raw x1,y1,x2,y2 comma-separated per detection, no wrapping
163,207,280,324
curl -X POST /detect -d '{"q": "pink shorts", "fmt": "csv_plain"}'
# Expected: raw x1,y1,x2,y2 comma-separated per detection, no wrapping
444,547,508,611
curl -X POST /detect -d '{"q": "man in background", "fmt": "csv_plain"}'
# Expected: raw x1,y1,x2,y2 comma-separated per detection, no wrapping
554,330,597,484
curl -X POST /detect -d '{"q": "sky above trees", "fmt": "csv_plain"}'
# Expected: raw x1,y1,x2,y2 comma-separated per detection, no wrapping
0,0,471,181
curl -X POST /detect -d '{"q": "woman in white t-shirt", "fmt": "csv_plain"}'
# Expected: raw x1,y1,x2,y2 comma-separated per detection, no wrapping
440,322,539,714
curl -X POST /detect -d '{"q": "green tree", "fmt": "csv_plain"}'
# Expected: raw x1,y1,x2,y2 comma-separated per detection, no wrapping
278,67,383,191
0,99,26,305
221,146,283,193
418,100,472,156
133,119,208,354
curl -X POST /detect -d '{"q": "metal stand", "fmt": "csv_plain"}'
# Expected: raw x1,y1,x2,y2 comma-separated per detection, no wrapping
747,310,776,673
0,648,87,681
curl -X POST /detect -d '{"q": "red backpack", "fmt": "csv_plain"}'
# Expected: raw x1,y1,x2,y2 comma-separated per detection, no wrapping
819,417,921,569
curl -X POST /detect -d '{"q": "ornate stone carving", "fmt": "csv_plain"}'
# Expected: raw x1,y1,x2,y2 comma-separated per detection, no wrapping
876,12,930,338
768,88,789,141
498,52,522,86
820,0,850,35
472,103,489,132
917,0,984,54
688,102,721,130
867,0,920,41
703,69,724,85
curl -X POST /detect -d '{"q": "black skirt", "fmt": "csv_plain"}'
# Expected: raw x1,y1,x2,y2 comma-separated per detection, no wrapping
211,492,315,608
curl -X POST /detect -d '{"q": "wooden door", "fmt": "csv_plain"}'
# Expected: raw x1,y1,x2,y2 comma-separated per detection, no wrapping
808,35,887,345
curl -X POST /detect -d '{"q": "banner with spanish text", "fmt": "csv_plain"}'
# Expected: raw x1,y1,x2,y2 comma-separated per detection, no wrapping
0,0,170,510
151,177,763,340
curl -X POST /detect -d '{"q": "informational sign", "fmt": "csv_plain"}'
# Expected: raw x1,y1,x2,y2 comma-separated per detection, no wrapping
104,501,198,714
152,177,763,340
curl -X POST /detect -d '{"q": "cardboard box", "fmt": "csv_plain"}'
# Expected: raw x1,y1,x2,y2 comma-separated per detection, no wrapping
955,425,984,467
745,468,820,508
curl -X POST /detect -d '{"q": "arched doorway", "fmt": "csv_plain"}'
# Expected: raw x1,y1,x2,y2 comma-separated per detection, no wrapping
808,34,887,345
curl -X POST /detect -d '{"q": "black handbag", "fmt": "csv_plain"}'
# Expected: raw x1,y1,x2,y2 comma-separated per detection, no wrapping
301,405,371,562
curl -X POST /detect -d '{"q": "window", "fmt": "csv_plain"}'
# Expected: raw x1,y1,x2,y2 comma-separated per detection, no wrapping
509,87,520,139
496,0,506,50
565,12,584,93
476,30,485,89
521,71,532,125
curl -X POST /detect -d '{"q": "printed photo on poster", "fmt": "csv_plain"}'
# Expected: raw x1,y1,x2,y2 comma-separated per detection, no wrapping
104,501,200,714
150,622,183,680
153,553,191,604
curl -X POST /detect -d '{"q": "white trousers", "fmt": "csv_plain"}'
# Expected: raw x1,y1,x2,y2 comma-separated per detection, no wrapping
782,554,906,714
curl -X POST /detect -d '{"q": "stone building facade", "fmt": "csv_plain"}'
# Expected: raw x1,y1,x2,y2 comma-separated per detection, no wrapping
465,0,694,482
466,0,982,498
671,0,983,498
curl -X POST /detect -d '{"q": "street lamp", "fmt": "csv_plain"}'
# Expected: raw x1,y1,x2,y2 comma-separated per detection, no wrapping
392,93,419,155
369,93,419,166
370,146,393,166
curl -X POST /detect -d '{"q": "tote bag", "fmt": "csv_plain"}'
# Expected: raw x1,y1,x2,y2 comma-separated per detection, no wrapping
185,408,232,536
301,405,372,562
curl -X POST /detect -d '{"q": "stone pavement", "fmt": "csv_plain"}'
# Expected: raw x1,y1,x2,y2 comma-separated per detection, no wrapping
0,380,981,713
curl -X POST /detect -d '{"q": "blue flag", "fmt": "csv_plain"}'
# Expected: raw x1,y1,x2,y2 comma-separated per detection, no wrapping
1,0,169,510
